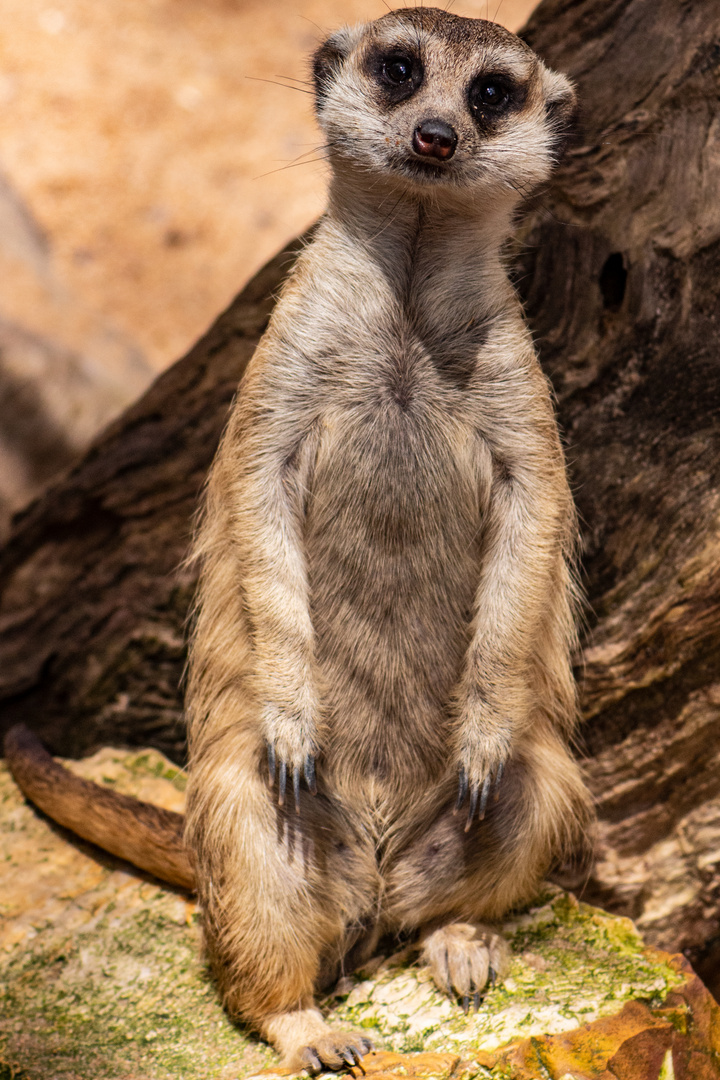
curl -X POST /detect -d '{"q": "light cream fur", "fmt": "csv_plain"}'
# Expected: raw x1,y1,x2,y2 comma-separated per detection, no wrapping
185,8,593,1069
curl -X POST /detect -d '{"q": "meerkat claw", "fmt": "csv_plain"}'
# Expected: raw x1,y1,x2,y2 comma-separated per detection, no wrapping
464,783,479,831
267,748,317,808
478,774,492,821
277,760,287,807
300,1047,323,1074
454,765,468,813
457,761,505,827
349,1047,365,1073
304,754,317,795
494,760,504,801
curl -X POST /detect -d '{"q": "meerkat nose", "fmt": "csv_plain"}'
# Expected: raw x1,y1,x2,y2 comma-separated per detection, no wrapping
412,119,458,161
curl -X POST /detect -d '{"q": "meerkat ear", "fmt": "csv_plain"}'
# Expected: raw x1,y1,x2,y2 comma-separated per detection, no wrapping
540,66,578,156
312,25,363,105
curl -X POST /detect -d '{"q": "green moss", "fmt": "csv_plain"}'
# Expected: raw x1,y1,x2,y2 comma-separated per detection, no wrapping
327,890,683,1058
0,892,273,1080
125,750,188,791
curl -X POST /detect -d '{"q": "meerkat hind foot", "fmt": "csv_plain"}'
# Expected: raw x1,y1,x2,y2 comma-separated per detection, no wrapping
298,1031,373,1074
264,1008,372,1073
421,923,510,1011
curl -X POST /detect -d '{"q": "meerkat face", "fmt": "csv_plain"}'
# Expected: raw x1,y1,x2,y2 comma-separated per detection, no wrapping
313,7,575,201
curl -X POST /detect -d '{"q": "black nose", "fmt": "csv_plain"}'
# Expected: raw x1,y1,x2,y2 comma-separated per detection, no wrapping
412,118,457,161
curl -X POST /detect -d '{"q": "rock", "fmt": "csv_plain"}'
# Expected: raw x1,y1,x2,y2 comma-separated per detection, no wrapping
0,170,152,540
2,750,719,1079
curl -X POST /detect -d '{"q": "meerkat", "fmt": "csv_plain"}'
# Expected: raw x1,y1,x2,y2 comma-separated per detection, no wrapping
3,8,594,1072
183,6,594,1072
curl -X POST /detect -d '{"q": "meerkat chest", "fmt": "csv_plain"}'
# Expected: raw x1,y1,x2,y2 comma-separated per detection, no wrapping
302,333,487,687
309,334,486,545
302,360,485,775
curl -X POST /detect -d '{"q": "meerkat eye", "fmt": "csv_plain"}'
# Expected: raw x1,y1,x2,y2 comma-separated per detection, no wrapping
382,54,414,85
478,82,506,106
469,76,512,114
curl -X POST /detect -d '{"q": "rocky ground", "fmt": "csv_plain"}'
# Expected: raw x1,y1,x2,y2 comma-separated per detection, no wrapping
0,0,536,534
2,747,720,1079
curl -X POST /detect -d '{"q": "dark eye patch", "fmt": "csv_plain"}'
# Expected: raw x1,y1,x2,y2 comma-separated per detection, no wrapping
468,72,525,129
366,46,423,103
313,37,352,107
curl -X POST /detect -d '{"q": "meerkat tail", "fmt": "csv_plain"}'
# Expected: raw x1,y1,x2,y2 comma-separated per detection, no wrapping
4,724,195,891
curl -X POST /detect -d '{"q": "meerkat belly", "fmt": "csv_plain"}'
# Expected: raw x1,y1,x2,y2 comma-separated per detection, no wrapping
305,400,482,787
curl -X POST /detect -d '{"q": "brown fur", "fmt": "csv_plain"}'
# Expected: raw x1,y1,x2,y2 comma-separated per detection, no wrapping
185,8,593,1069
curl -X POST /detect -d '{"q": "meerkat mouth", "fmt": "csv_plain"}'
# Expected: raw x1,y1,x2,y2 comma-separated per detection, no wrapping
399,156,451,182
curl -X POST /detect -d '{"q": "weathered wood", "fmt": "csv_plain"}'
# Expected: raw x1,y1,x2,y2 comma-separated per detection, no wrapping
0,0,719,975
516,0,720,977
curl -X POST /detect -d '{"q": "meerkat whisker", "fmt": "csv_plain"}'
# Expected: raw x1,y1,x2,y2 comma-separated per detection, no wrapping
245,76,315,95
252,157,329,181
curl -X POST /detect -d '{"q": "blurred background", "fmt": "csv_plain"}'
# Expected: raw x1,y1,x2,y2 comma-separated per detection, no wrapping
0,0,536,537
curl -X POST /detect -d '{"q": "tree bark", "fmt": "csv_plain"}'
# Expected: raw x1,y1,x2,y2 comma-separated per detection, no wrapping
1,0,719,973
516,0,720,976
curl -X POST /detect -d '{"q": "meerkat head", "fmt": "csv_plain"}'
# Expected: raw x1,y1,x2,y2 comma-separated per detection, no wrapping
313,7,575,202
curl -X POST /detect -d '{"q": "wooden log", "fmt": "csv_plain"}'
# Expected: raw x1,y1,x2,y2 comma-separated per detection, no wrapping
517,0,720,977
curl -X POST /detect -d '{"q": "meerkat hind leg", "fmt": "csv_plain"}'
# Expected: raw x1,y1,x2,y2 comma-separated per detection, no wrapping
421,923,511,1010
263,1008,373,1072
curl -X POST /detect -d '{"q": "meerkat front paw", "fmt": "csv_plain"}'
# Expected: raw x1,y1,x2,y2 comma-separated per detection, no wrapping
263,705,319,811
421,923,510,1012
454,731,510,830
